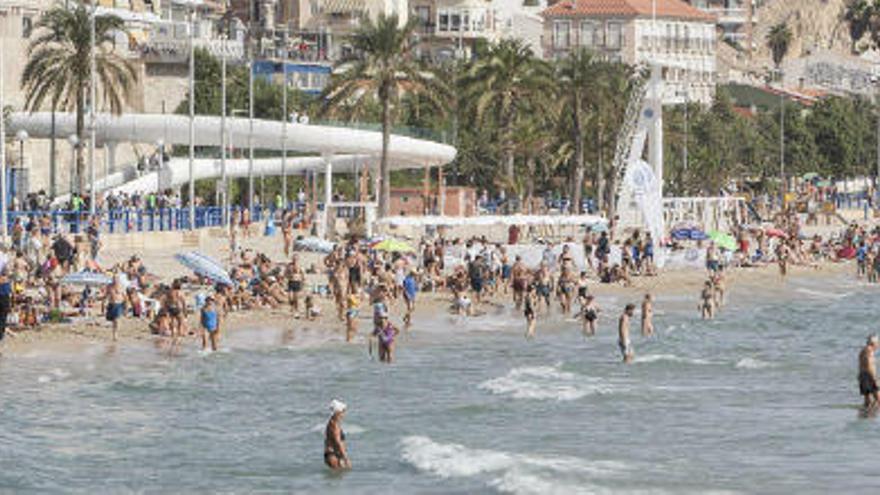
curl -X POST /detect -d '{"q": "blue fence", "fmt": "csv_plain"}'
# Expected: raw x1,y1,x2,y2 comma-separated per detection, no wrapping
4,202,360,235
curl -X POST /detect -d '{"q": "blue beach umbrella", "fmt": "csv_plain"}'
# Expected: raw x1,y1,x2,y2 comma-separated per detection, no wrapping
174,251,234,286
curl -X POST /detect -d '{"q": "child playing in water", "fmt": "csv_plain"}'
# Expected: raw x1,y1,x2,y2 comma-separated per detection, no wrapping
345,293,360,342
200,296,221,351
641,293,654,336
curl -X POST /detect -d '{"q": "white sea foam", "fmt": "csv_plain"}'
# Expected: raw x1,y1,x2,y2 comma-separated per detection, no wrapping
400,435,629,495
633,354,712,365
735,357,773,370
794,287,850,300
38,368,71,383
478,365,622,401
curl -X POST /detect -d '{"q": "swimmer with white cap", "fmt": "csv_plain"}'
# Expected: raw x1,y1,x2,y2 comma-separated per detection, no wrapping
324,399,351,469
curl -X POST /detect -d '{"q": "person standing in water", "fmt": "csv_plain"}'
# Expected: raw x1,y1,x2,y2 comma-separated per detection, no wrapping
641,293,654,336
700,280,715,320
581,295,599,336
523,285,537,339
402,270,418,327
345,292,360,343
104,275,127,341
858,335,879,409
618,304,635,363
324,399,351,470
200,296,221,351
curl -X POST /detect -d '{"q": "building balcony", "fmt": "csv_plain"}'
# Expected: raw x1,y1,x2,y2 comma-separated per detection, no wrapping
140,38,245,64
705,7,749,26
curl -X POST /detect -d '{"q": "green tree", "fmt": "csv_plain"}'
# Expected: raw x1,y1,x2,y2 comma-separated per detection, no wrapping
21,4,137,194
320,14,446,217
462,39,553,193
844,0,873,53
766,22,793,68
556,49,594,213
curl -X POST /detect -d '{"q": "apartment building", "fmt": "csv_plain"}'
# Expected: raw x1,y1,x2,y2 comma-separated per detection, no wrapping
541,0,717,104
688,0,755,52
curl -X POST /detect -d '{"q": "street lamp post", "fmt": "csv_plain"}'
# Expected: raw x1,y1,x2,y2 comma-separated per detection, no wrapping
281,29,288,210
0,38,6,241
777,68,785,199
187,6,197,230
220,8,228,228
15,130,28,172
89,0,97,216
68,135,79,196
156,139,164,195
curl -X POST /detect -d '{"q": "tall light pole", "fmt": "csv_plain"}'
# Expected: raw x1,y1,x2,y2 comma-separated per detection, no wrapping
281,29,289,210
89,1,97,216
220,2,228,227
248,48,255,214
68,135,79,196
778,68,785,199
0,43,6,241
188,5,196,229
16,131,28,171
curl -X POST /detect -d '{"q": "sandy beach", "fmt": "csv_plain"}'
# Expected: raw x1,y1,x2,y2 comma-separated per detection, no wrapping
0,229,855,358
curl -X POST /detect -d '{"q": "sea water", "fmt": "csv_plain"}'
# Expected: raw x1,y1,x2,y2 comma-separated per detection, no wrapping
1,271,878,494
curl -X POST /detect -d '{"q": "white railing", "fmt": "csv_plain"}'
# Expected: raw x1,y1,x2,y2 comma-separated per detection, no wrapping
140,38,245,63
705,7,748,25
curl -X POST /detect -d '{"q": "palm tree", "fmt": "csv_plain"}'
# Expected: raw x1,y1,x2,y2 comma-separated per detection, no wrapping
320,14,445,218
462,39,554,194
843,0,872,53
20,3,137,194
556,49,597,213
766,21,792,192
766,22,793,69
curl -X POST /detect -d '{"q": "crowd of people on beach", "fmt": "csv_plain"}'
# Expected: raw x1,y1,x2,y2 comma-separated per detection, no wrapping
0,199,879,470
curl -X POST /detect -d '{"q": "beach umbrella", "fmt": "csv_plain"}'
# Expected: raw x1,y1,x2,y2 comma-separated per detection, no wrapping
802,172,819,181
590,223,608,233
373,239,415,253
174,251,234,286
708,231,737,250
689,229,709,241
765,228,787,238
670,228,693,240
62,271,112,287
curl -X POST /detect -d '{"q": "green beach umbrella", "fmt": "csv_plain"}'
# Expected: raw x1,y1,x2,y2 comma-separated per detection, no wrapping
708,230,737,251
802,172,819,181
373,238,416,253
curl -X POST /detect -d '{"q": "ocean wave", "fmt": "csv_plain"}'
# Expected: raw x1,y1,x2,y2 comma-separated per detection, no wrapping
734,357,773,370
399,435,628,495
37,368,71,384
794,287,851,300
632,354,712,365
478,365,623,401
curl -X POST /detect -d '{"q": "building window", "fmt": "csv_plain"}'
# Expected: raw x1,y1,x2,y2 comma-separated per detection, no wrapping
607,22,622,49
581,21,598,47
438,11,449,31
451,12,461,32
22,16,32,38
415,6,430,26
553,21,570,49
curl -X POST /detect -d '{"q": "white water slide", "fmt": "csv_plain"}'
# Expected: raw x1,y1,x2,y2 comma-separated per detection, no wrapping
9,112,457,198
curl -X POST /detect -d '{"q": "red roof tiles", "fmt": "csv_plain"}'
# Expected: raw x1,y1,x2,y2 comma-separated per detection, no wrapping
542,0,714,22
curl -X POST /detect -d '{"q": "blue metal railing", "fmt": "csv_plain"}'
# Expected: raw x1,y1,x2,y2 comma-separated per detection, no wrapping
3,201,355,235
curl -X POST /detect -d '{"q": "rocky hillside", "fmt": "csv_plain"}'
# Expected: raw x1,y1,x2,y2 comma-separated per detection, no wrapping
749,0,854,66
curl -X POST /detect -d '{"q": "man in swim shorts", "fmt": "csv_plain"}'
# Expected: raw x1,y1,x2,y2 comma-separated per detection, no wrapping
859,334,879,409
618,304,635,363
105,275,127,341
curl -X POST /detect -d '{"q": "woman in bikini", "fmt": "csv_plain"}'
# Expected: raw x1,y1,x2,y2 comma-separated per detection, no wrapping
324,400,351,470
